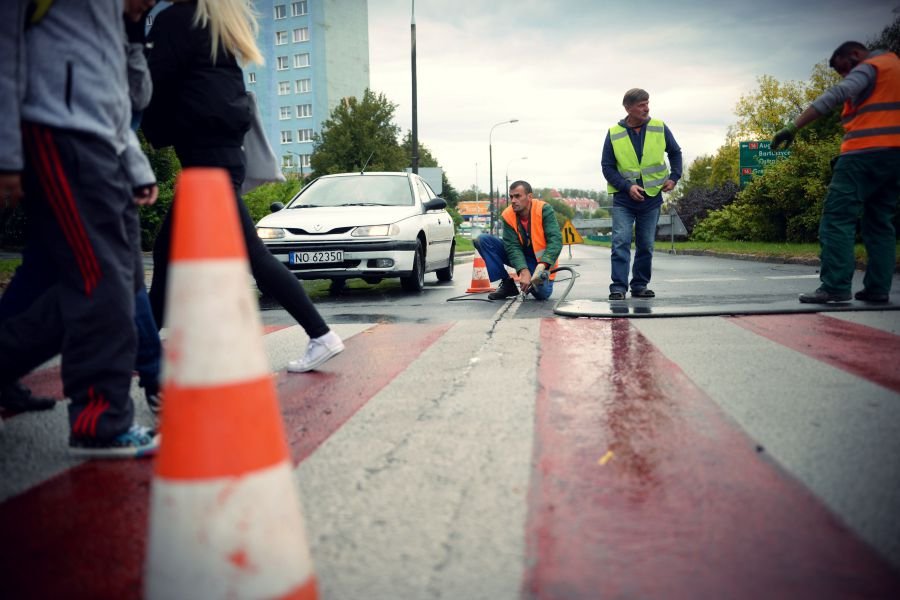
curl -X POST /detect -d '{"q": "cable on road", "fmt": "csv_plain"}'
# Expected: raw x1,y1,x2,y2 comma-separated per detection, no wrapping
446,266,580,308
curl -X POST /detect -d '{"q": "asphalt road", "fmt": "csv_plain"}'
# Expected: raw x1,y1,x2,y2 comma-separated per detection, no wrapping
1,245,899,598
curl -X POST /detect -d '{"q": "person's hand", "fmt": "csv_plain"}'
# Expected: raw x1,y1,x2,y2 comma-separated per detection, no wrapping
133,183,158,206
628,184,645,202
0,173,24,210
517,268,532,293
770,122,798,151
661,179,676,193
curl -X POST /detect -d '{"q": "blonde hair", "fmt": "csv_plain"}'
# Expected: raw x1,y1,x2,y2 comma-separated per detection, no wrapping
193,0,264,66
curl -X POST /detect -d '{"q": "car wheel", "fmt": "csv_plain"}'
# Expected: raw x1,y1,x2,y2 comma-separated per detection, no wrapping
400,240,425,292
436,241,455,282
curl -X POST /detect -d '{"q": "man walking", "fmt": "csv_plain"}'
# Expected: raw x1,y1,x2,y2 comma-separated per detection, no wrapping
602,88,682,300
474,180,562,301
0,0,159,457
771,41,900,304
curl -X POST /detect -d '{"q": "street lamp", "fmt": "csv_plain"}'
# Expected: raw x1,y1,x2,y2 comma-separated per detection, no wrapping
489,119,518,235
505,156,528,203
285,150,305,181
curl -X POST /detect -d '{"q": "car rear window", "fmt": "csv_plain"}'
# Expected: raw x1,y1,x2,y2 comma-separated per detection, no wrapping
293,175,414,207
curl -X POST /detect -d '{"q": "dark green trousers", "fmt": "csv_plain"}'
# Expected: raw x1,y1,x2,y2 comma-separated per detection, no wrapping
819,149,900,295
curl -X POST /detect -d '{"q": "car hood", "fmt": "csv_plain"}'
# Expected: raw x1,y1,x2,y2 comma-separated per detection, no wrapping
257,205,421,228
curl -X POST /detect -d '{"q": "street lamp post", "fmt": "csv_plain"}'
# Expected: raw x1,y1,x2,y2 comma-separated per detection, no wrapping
286,150,305,181
410,1,419,173
505,156,528,203
489,119,518,235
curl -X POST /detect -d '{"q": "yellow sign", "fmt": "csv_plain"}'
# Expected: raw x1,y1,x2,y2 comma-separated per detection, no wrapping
560,219,584,245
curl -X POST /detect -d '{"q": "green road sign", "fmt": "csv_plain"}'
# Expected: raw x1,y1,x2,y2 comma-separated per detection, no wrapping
739,141,790,189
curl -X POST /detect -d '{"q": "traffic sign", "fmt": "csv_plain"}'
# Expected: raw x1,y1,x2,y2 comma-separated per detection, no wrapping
560,219,584,245
739,141,790,188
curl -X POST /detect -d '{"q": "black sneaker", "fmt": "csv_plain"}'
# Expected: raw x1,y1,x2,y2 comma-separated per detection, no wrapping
608,291,626,300
0,382,56,412
854,289,889,303
145,387,163,426
631,288,655,298
799,288,851,304
69,424,159,459
488,277,519,300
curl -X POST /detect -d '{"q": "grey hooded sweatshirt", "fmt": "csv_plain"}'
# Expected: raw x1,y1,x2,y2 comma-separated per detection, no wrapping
0,0,154,187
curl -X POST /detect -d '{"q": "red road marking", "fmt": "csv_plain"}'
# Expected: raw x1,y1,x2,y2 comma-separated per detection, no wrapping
525,318,899,599
730,314,900,394
275,322,452,463
0,322,450,598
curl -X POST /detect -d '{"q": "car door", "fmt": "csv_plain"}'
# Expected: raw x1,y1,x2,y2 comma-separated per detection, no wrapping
415,177,452,271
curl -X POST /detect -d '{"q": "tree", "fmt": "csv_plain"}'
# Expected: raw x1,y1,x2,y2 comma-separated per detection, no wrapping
869,9,900,55
310,89,406,175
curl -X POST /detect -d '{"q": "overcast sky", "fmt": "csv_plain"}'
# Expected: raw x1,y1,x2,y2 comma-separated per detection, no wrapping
367,0,896,195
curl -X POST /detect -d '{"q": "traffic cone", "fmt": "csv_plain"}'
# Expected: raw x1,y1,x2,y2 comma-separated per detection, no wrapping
144,168,317,600
466,254,496,293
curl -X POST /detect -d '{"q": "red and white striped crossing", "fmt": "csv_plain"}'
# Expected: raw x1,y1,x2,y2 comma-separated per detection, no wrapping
1,313,898,598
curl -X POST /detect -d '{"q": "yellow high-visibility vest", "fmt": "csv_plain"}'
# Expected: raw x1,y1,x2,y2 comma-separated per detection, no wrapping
607,118,669,197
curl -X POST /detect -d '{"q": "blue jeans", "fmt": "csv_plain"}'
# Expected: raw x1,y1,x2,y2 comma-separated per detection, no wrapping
610,204,660,293
473,234,554,300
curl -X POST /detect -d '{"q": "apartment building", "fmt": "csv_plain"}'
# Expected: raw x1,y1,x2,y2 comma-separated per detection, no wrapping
248,0,369,176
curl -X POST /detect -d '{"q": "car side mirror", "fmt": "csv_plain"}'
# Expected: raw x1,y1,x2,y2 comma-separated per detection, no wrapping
423,197,447,211
270,201,285,213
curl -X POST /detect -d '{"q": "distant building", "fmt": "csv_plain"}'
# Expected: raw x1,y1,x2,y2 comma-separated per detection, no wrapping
247,0,370,177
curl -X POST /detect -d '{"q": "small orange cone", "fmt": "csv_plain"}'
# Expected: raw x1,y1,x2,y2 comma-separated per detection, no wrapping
144,168,317,600
466,254,496,293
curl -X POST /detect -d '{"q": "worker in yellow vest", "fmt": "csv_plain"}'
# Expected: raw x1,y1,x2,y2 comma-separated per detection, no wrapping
602,88,682,301
473,180,562,301
772,41,900,304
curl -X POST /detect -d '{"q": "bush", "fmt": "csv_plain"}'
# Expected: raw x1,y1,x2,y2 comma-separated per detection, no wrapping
673,181,738,234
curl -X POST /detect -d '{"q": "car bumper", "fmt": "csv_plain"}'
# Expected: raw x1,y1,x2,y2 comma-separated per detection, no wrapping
263,239,419,280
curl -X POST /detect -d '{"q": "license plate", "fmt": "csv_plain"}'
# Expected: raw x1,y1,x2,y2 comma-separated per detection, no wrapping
290,250,343,265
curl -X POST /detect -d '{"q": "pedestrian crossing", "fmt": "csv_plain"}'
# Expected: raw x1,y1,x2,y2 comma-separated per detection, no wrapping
1,312,899,598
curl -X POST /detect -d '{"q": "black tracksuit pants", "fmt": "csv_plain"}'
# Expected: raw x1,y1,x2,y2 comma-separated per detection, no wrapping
0,123,138,440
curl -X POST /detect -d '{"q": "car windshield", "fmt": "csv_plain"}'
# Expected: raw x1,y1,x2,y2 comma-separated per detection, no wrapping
290,175,414,208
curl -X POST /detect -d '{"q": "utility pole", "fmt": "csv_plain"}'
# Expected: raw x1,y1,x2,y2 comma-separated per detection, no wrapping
410,1,419,174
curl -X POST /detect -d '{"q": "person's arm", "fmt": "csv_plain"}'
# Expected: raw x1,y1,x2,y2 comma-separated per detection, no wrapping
501,219,529,276
601,131,631,193
0,0,26,208
662,125,682,192
539,203,563,267
772,65,876,149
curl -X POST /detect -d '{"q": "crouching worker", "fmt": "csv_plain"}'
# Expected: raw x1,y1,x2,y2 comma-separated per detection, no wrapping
474,180,562,301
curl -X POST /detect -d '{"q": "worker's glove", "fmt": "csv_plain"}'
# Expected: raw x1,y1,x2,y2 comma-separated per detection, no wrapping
532,263,548,283
770,122,798,151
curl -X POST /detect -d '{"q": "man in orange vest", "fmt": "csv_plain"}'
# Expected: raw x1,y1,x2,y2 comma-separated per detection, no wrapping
771,41,900,304
473,180,562,301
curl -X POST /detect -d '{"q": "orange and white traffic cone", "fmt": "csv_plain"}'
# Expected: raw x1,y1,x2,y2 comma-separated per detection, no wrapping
466,254,496,293
144,168,317,600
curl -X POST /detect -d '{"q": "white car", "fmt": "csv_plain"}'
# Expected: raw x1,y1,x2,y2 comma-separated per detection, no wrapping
255,172,456,292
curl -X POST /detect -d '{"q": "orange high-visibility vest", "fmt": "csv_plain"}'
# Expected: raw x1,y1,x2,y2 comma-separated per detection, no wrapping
840,52,900,154
501,199,558,280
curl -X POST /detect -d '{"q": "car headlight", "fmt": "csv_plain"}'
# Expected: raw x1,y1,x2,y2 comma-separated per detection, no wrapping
256,227,286,240
352,224,400,237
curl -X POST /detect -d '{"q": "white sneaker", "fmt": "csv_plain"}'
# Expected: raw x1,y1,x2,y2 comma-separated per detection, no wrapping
287,330,344,372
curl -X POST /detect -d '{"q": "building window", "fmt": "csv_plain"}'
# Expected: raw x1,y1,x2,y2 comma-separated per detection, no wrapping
292,27,309,43
274,4,286,19
282,154,295,168
295,78,310,93
300,154,311,167
275,31,288,45
279,106,292,120
277,81,291,95
297,128,314,142
280,130,293,144
247,72,256,84
293,53,310,69
276,56,289,71
291,1,307,17
296,104,312,118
